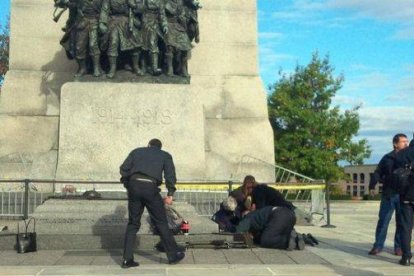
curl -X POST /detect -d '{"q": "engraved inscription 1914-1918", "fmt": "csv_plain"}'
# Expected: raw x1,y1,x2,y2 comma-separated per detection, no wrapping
91,106,173,127
53,0,201,80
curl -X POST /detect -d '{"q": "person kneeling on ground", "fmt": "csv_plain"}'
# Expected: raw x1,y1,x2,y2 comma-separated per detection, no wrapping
235,206,304,250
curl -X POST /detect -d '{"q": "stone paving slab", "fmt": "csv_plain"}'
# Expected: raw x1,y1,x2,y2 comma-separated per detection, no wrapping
2,264,413,276
1,202,414,275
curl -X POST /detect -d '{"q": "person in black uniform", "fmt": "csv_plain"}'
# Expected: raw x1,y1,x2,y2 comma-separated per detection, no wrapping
120,138,185,268
394,138,414,266
368,133,408,256
235,206,302,250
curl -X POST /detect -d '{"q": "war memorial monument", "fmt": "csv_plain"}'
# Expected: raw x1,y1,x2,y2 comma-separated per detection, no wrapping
0,0,275,189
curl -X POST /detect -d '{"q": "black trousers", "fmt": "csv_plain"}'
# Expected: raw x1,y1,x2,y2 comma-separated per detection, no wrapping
123,180,178,261
260,207,296,249
399,201,414,259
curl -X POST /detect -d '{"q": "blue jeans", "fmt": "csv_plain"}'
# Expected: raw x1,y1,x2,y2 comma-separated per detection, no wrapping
373,193,402,250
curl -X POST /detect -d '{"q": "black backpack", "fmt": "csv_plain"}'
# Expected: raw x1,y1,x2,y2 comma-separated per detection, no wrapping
393,163,414,197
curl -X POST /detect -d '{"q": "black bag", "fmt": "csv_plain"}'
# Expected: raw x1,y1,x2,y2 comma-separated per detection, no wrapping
393,164,413,195
211,207,239,233
16,218,37,253
148,205,184,235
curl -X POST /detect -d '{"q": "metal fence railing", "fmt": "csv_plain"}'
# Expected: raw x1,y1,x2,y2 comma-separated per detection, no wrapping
0,178,328,224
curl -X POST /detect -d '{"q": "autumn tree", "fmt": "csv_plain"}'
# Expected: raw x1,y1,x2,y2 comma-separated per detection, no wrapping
0,18,10,88
268,52,371,182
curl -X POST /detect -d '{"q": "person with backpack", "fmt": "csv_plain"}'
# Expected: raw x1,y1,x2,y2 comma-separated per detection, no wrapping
394,138,414,266
368,133,408,256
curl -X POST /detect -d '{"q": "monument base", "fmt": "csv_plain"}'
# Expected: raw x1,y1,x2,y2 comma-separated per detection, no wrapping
56,82,206,182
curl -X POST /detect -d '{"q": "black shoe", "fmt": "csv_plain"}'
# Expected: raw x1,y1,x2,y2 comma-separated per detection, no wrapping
156,242,187,253
121,259,139,268
399,257,411,266
287,230,297,251
296,234,305,250
302,234,315,246
168,252,185,264
307,233,319,245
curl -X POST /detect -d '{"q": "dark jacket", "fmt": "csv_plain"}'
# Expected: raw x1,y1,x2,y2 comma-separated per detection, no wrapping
251,184,295,211
120,146,177,196
369,150,398,197
395,146,414,201
235,206,274,233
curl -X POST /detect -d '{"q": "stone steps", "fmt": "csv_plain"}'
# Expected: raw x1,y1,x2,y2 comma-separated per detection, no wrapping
0,198,231,250
0,233,233,250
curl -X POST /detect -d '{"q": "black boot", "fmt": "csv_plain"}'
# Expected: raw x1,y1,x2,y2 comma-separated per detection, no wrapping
302,234,315,246
74,58,87,77
121,259,139,268
151,53,162,76
92,55,102,77
307,233,319,245
399,257,411,266
107,56,117,79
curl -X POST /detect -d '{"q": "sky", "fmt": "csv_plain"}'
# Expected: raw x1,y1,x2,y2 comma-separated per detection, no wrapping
1,0,413,164
257,0,414,164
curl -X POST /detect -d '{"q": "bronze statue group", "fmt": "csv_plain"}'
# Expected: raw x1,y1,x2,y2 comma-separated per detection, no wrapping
54,0,200,79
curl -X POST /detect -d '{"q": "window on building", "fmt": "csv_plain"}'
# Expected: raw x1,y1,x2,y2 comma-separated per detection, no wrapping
346,174,351,183
353,185,358,197
360,185,366,195
360,173,365,184
346,185,351,195
353,173,358,184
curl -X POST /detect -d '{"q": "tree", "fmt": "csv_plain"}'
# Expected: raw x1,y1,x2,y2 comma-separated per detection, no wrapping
0,17,10,88
268,52,371,182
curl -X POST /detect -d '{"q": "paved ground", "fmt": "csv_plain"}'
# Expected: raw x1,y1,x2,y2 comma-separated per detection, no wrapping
1,201,414,275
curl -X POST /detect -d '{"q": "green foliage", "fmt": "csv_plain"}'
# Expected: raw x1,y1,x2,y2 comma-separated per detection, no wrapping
0,18,10,86
268,52,371,183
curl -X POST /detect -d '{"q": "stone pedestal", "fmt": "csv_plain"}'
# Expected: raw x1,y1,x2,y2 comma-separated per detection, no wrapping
56,82,206,181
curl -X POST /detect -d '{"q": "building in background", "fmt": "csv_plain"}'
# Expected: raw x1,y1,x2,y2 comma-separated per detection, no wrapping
337,165,378,198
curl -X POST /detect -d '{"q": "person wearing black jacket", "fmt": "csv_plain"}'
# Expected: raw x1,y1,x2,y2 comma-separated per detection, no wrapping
394,139,414,266
235,206,301,250
119,138,184,268
251,184,296,211
368,134,408,256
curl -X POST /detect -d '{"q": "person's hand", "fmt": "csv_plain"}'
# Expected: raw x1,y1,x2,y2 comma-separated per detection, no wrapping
370,189,376,197
164,196,173,205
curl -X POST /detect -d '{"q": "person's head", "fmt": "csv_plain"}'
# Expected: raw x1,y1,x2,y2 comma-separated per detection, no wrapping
148,138,162,149
392,134,408,152
242,175,257,197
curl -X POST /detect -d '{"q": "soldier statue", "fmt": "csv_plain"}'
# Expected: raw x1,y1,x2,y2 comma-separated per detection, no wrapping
137,0,168,76
184,0,201,44
99,0,144,78
164,0,192,77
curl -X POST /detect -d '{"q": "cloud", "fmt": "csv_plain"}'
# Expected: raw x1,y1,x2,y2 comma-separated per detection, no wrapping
359,107,414,132
323,0,414,39
357,106,414,162
268,0,414,39
324,0,414,22
332,95,364,107
259,32,284,40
